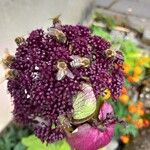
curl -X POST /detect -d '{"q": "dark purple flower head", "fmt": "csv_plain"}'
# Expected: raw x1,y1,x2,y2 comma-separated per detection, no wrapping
7,19,124,145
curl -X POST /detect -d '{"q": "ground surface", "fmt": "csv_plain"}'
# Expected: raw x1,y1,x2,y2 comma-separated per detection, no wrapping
124,128,150,150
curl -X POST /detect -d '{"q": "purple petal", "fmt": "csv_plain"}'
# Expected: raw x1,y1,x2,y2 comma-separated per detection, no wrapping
67,123,115,150
98,102,114,121
67,102,115,150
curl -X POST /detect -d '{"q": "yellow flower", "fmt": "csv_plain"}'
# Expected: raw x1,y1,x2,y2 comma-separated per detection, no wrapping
119,94,129,104
123,63,131,74
133,66,142,75
137,109,144,116
137,57,150,65
102,89,111,100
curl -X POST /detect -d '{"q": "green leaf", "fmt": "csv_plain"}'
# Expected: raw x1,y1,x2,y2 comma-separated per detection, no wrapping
91,25,112,41
22,135,47,150
115,123,138,138
93,11,116,29
14,142,26,150
22,135,71,150
114,124,124,138
142,113,150,120
0,123,31,150
111,101,128,118
131,113,140,121
122,124,138,137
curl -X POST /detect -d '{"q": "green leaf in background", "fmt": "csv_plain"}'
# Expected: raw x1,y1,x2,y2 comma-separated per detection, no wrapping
114,124,124,138
22,135,71,150
91,25,112,41
122,124,138,137
111,101,128,118
142,113,150,120
14,143,26,150
0,123,31,150
115,123,138,138
131,113,140,121
93,11,116,30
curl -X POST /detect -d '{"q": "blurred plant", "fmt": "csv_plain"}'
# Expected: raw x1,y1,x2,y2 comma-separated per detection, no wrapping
93,12,116,30
91,22,150,145
0,123,31,150
91,25,112,41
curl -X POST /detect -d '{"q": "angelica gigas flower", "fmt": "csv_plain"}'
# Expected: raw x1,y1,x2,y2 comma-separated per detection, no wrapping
7,17,124,147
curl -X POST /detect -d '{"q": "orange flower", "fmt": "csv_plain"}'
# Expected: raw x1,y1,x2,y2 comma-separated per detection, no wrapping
137,101,144,108
126,115,132,122
120,135,129,144
136,101,144,116
123,63,131,74
144,119,150,127
128,104,136,113
134,119,144,128
133,66,142,75
128,75,140,83
119,94,129,104
136,109,144,116
121,87,127,94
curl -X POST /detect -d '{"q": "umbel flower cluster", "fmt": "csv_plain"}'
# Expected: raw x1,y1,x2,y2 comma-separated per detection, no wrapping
7,16,124,150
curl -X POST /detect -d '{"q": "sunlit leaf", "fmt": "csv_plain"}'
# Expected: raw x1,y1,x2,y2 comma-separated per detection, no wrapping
22,135,71,150
91,25,112,41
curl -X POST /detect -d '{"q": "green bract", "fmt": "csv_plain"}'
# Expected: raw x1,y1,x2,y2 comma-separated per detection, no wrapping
72,83,96,120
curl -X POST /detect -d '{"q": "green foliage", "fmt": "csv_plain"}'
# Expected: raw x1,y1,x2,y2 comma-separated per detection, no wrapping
22,135,71,150
123,124,138,137
142,113,150,120
0,123,31,150
115,123,138,139
91,22,148,140
91,25,112,41
115,38,141,67
111,101,128,118
93,12,116,30
111,100,139,138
